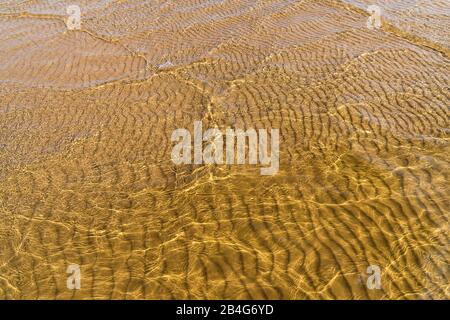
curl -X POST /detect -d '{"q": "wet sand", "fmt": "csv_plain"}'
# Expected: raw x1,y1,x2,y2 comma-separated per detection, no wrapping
0,0,448,299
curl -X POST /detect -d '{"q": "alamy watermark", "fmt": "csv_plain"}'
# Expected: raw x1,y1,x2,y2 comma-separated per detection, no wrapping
66,5,81,30
367,5,382,30
171,121,279,175
66,264,81,290
366,265,382,290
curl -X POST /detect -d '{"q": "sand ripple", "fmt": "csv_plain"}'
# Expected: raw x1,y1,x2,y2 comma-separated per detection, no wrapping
0,0,448,299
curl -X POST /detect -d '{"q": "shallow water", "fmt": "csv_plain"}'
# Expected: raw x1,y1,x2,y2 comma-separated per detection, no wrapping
344,0,450,47
0,0,448,299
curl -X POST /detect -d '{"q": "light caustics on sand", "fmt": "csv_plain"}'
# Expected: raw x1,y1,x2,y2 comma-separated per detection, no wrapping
0,0,448,299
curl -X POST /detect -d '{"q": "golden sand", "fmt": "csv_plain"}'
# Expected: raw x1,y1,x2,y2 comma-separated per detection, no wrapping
0,0,448,299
